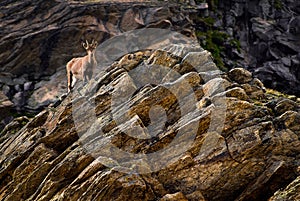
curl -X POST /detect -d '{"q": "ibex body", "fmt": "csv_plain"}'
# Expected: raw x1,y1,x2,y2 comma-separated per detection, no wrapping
66,39,98,92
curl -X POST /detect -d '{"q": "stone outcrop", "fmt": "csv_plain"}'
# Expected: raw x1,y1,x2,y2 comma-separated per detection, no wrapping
1,43,299,200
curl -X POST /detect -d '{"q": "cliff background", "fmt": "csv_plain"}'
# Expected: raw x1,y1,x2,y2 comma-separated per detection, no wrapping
0,0,300,200
1,0,300,128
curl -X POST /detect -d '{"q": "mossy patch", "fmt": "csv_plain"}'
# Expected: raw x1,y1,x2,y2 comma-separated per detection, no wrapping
230,39,241,52
196,29,228,71
274,0,283,10
266,88,290,98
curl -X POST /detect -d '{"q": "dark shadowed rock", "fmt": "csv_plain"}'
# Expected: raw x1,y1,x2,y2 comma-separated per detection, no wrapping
0,91,14,130
269,176,300,201
274,99,299,115
212,0,300,96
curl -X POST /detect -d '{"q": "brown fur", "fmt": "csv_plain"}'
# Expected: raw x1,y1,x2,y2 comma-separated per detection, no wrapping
66,40,98,92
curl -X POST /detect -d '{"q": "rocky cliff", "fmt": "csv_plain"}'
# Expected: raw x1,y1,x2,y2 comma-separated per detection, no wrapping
1,1,300,200
195,0,300,95
2,0,300,128
1,35,300,200
0,0,204,129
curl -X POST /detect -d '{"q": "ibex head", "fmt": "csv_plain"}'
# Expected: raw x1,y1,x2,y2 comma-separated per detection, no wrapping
82,39,98,51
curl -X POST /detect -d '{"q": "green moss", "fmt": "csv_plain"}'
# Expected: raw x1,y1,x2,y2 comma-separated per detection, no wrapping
266,88,289,98
202,17,215,27
230,39,241,52
9,110,35,119
196,30,229,71
274,0,283,10
211,31,228,45
206,0,219,11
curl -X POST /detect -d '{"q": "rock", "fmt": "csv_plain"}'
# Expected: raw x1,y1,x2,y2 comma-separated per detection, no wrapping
289,16,300,35
220,87,249,101
241,83,265,99
14,84,23,92
1,85,11,98
202,77,232,96
24,82,34,91
254,61,300,95
1,0,300,200
252,78,266,92
281,57,292,67
251,41,268,62
228,68,253,84
12,92,26,110
251,17,275,41
0,91,13,108
1,49,299,201
0,116,30,141
120,8,144,32
0,73,14,85
198,70,223,82
27,67,67,113
206,0,300,96
276,111,300,133
160,192,189,201
274,99,299,115
0,91,14,131
225,13,236,27
0,0,201,78
269,176,300,201
12,77,26,85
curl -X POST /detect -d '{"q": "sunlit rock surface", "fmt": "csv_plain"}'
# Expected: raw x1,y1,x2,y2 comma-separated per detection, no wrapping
1,46,300,200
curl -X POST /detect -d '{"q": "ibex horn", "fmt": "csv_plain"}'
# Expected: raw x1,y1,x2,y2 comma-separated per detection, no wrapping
82,40,88,49
90,39,96,48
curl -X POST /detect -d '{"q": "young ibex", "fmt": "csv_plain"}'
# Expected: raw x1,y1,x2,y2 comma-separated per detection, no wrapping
66,39,98,92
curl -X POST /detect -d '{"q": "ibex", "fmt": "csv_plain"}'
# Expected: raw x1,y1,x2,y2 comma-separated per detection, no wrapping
66,39,98,92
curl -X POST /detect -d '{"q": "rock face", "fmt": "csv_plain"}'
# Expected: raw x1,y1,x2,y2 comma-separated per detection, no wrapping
1,1,300,199
0,0,203,115
1,43,299,200
0,91,14,131
269,176,300,201
209,0,300,95
2,0,300,129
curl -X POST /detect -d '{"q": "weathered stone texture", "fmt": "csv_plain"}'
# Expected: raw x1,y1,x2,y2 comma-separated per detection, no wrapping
0,49,299,200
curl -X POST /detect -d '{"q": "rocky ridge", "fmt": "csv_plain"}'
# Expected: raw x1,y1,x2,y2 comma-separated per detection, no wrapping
0,43,300,200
